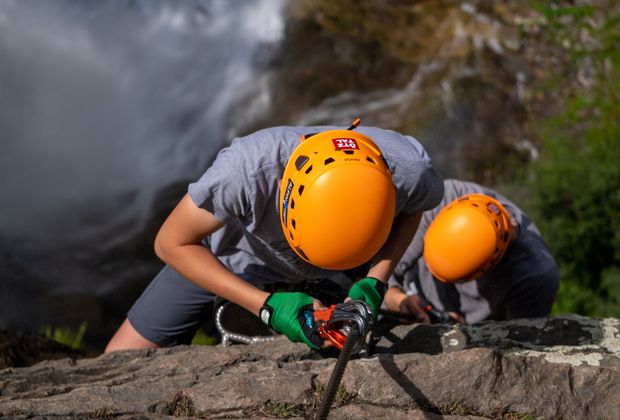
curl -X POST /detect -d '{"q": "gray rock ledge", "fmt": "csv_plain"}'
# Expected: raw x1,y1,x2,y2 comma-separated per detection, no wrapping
1,314,618,419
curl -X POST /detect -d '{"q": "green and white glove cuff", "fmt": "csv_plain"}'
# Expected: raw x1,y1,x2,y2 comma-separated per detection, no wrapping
347,277,387,317
260,292,323,349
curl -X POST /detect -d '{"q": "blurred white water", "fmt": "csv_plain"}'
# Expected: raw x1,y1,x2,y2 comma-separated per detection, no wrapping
0,0,285,331
0,0,284,243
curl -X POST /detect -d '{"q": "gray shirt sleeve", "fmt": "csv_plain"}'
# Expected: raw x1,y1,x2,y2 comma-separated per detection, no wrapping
187,140,252,223
401,162,444,214
378,129,445,215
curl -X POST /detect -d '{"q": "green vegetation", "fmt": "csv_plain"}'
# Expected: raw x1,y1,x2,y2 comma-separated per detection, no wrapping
191,329,218,346
312,381,356,413
334,384,356,406
528,1,620,317
39,322,88,350
440,400,536,419
168,392,196,417
87,406,119,419
257,401,303,417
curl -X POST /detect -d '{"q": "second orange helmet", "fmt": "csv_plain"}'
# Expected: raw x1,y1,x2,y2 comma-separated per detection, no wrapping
423,194,514,283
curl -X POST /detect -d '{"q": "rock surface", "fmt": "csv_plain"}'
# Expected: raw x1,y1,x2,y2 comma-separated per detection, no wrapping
1,314,619,419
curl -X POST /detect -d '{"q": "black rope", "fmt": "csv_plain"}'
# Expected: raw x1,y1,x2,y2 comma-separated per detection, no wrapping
314,326,360,420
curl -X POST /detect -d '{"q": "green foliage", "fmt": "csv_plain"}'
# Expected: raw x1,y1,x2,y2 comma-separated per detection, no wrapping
87,406,119,419
258,401,303,417
533,2,595,22
39,322,87,350
190,329,218,346
334,384,355,407
529,1,620,317
168,392,195,417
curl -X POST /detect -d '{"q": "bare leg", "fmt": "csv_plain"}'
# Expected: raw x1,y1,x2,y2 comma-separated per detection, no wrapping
104,318,159,353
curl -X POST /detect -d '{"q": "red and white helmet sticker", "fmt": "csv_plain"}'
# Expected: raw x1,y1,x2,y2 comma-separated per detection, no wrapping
332,138,359,150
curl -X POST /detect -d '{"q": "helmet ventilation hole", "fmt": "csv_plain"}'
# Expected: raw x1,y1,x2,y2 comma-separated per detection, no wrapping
296,247,309,261
366,156,376,164
304,165,313,174
291,219,296,229
295,155,309,170
324,157,335,165
291,199,295,209
298,185,305,196
343,150,354,155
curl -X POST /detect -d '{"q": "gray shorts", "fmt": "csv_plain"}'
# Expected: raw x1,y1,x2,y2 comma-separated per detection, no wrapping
128,265,219,346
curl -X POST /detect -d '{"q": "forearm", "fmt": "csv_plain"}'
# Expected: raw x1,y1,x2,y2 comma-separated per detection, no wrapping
367,212,422,283
157,243,269,316
154,194,269,316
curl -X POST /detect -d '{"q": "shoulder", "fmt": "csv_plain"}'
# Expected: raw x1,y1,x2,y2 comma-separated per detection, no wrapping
358,127,430,160
218,125,348,168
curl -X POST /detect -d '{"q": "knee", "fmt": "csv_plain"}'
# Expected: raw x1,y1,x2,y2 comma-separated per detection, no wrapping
104,318,159,353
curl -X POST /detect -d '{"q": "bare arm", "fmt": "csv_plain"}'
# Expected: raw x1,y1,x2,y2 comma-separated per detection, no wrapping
367,212,422,283
154,193,269,316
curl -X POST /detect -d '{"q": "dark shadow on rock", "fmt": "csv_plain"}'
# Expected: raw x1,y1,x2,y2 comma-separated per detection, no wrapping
367,320,450,355
378,353,444,418
498,317,597,347
366,315,608,357
456,316,606,351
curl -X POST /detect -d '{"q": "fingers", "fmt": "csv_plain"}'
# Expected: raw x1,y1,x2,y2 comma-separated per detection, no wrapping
312,298,330,311
447,311,465,324
401,295,431,324
377,309,413,324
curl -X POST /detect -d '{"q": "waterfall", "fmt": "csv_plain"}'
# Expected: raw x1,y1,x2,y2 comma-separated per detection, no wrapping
0,0,285,332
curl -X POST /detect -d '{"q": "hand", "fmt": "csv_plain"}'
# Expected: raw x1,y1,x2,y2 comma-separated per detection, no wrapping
347,277,387,318
399,294,432,324
447,311,465,324
385,288,465,324
384,287,430,324
259,292,324,349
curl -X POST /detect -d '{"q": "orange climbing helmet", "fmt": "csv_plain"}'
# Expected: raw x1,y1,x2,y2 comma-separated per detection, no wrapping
279,120,396,270
423,193,515,283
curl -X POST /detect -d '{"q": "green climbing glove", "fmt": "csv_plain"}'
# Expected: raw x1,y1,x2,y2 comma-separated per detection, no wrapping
347,277,387,318
259,292,323,349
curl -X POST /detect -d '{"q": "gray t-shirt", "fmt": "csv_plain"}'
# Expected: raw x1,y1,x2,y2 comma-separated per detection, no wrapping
389,179,559,323
188,125,444,285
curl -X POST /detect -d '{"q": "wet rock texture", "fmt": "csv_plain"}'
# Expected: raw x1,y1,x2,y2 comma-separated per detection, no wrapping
1,315,619,419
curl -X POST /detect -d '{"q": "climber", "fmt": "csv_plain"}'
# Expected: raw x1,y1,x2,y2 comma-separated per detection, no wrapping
384,179,559,324
105,121,444,352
